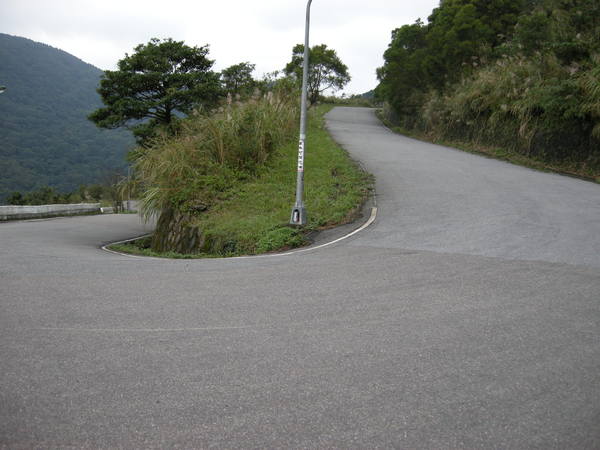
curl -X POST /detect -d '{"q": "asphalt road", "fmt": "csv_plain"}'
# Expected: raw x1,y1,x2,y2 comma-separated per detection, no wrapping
1,107,599,448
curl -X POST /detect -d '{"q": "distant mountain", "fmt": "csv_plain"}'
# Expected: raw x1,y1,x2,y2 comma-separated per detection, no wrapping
0,33,134,202
360,90,375,100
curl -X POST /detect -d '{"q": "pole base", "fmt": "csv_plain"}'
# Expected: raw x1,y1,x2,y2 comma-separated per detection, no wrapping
290,206,307,226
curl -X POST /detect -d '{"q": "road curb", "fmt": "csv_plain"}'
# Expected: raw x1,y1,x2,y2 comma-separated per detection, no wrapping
101,203,377,260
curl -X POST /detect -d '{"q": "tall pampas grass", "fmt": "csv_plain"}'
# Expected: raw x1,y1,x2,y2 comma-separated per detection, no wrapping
133,91,298,221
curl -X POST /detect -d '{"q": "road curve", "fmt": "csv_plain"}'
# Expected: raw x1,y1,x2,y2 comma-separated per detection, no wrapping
1,107,599,448
328,107,600,267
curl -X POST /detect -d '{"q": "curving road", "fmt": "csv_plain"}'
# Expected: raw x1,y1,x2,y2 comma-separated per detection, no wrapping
1,107,599,448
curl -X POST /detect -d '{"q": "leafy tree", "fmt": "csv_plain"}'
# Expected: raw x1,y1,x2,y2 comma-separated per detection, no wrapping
221,62,256,97
377,0,524,117
424,0,523,88
89,38,222,145
6,191,24,205
513,11,552,54
375,20,429,116
284,44,351,104
88,184,104,202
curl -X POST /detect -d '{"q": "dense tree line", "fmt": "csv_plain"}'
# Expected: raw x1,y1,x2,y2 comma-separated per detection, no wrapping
6,183,119,206
376,0,600,174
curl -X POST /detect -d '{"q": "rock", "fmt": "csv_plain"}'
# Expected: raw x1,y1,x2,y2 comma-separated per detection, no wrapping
151,208,204,254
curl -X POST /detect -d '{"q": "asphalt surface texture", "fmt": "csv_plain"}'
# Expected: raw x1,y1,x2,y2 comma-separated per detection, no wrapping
1,107,599,449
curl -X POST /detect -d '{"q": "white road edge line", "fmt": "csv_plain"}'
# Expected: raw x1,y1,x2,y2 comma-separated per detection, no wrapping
101,206,378,260
37,325,256,332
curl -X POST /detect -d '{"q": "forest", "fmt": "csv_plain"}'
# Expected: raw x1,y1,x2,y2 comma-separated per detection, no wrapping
0,34,133,203
376,0,600,177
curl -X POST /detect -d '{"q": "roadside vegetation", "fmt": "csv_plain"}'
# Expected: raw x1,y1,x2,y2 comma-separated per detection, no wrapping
284,44,351,104
96,37,369,257
5,182,126,208
376,0,600,181
188,103,371,254
322,91,376,108
112,102,371,257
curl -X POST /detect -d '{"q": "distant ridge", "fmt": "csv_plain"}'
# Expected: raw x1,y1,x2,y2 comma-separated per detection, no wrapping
0,33,133,202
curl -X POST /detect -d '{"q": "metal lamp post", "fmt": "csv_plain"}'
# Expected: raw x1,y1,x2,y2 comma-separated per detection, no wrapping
290,0,313,226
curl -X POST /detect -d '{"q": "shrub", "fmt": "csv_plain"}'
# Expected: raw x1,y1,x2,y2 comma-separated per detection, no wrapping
418,53,600,170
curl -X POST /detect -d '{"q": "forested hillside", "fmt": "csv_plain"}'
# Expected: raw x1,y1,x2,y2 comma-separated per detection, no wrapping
0,34,133,202
376,0,600,177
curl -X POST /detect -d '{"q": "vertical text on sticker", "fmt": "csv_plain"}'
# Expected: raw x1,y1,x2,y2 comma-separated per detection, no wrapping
297,139,305,171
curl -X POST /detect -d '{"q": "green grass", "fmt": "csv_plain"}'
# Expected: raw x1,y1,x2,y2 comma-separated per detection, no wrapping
110,237,219,259
109,104,372,258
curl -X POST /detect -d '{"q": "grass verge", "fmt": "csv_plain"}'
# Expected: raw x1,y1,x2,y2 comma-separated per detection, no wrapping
108,236,215,259
109,104,373,258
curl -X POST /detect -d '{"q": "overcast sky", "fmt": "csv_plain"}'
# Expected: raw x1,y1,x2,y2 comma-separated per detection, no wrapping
1,0,440,95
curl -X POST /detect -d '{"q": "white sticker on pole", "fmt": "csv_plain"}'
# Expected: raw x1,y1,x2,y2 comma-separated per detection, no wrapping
297,139,305,171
